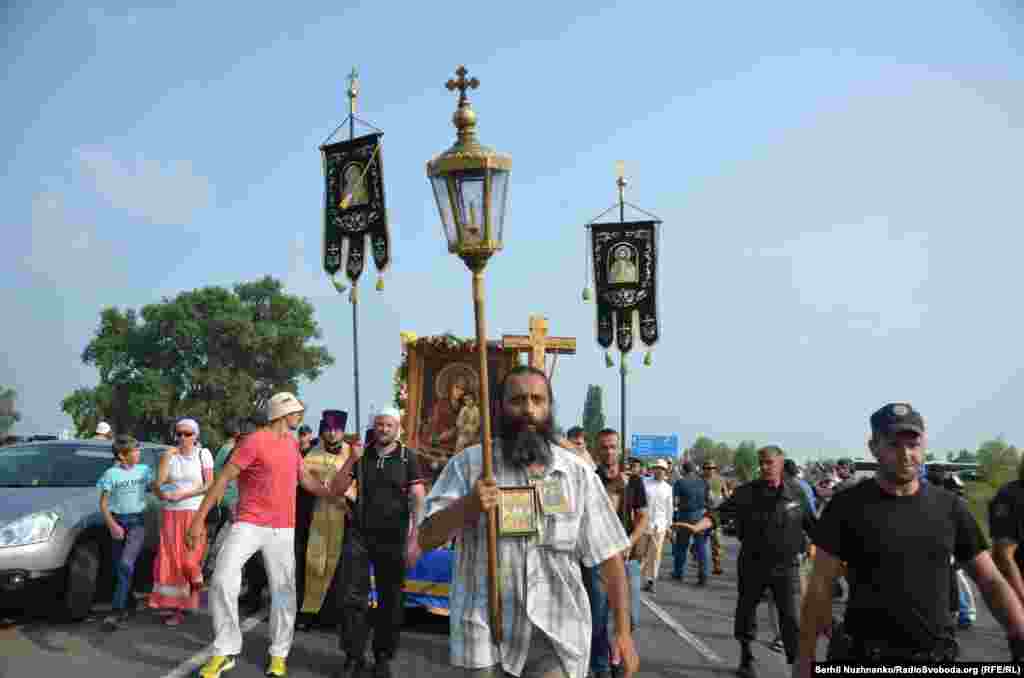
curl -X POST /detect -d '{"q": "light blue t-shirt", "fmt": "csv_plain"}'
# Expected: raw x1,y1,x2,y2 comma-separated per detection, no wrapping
97,464,154,515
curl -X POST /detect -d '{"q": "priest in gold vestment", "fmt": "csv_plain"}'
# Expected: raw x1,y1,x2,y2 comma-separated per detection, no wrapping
297,410,357,630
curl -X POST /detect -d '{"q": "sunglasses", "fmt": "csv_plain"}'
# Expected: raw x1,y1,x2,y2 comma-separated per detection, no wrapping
175,431,195,438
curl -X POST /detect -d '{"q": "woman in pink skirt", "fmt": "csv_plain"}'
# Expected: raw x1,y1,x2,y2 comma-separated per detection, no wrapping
149,417,214,625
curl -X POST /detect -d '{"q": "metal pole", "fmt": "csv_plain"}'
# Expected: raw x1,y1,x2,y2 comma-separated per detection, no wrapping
352,283,361,436
620,358,627,460
472,269,502,645
347,68,361,435
617,173,627,460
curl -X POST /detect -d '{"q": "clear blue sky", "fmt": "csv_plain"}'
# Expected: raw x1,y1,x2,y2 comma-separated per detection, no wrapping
3,1,1022,461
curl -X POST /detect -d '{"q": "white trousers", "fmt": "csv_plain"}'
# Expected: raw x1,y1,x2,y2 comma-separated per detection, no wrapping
210,522,296,657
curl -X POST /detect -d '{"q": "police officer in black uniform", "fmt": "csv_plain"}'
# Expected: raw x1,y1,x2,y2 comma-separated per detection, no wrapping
329,407,426,678
990,459,1024,645
718,445,815,677
796,403,1024,675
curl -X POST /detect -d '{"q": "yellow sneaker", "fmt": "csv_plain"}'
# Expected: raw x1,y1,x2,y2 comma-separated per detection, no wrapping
265,656,287,677
199,655,236,678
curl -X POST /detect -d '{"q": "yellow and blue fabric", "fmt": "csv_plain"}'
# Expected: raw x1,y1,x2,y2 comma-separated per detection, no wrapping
369,546,453,615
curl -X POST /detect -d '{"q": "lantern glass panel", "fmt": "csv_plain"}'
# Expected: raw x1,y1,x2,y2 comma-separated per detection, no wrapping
488,168,510,245
430,174,457,248
453,170,486,246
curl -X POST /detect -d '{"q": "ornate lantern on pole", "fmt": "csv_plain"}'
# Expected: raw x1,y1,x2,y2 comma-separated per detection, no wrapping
426,65,511,645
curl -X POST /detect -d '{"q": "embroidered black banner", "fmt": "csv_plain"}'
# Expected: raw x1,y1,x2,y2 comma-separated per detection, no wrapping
589,220,660,353
321,132,390,282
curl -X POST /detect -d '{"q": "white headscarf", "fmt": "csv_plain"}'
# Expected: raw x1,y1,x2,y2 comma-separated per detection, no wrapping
176,417,200,440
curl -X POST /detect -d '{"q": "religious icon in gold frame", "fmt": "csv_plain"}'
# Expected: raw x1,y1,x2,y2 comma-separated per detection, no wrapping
498,486,539,537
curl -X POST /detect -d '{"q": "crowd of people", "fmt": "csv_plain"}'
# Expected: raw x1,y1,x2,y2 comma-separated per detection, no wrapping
83,379,1024,678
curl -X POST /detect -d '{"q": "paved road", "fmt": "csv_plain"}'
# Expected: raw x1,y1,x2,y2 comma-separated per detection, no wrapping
0,537,1011,678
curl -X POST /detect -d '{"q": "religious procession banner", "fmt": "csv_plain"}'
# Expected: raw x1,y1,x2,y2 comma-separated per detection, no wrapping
321,132,391,283
588,220,660,353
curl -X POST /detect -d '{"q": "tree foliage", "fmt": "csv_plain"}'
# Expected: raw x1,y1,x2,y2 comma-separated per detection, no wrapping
581,384,606,453
977,437,1019,490
733,440,759,482
61,277,334,449
0,387,21,436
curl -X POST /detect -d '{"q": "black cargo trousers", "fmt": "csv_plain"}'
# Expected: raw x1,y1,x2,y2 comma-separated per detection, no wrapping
337,526,408,663
735,553,802,664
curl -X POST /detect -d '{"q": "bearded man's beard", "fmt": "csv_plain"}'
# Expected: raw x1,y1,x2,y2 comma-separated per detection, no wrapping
323,436,343,453
498,414,557,468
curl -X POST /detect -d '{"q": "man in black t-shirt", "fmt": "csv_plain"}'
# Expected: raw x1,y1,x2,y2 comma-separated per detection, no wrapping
329,408,426,678
797,403,1024,675
989,461,1024,612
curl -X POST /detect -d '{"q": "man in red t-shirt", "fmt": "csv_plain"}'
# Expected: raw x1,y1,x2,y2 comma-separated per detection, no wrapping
187,392,339,678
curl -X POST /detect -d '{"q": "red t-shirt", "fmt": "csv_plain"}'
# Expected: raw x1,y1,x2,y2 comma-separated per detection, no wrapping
230,430,302,528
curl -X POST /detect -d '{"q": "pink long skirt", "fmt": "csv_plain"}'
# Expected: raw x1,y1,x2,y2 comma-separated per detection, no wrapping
148,509,205,611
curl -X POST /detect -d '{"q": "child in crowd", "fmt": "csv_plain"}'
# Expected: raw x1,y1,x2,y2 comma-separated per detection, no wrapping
97,434,156,631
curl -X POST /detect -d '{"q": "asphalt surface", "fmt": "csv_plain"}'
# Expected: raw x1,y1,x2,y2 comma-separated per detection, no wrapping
0,537,1011,678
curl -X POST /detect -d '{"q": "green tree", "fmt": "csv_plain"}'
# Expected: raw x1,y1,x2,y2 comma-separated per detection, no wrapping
977,438,1019,489
581,384,606,454
734,440,759,482
0,387,21,436
946,450,956,462
687,435,716,465
954,448,976,463
0,391,20,438
61,276,334,450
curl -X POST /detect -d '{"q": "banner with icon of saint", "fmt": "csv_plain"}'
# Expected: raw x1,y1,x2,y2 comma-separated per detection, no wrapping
321,132,391,282
588,220,660,353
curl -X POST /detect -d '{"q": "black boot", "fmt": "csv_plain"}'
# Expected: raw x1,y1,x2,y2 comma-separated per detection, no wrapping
737,642,757,678
373,656,393,678
332,656,366,678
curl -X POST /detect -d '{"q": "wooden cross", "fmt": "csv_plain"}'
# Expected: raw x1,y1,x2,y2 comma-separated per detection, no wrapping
502,315,576,373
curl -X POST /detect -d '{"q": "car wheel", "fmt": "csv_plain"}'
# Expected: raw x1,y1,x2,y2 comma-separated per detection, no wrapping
61,541,100,622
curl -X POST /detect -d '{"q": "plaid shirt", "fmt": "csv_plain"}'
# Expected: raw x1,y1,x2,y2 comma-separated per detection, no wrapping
423,441,629,678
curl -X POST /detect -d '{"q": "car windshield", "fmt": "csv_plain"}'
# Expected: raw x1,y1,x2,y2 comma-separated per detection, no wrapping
0,445,163,487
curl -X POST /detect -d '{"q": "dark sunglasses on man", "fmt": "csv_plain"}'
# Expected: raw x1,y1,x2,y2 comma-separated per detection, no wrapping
175,431,195,438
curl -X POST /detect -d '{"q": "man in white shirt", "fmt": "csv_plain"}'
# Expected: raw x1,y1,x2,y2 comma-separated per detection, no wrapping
641,459,674,593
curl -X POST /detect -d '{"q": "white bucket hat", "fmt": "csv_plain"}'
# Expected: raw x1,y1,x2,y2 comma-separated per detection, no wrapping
96,422,112,435
267,392,304,421
375,407,402,423
652,459,669,471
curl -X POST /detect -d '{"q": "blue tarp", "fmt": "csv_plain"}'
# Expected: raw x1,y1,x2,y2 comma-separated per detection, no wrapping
369,547,453,615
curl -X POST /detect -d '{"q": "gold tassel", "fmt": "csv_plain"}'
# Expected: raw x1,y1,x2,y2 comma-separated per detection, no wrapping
644,350,652,367
332,276,347,294
582,287,592,302
605,351,614,368
376,274,385,291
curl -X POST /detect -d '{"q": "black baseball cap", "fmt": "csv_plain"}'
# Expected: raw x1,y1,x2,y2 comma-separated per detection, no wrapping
870,402,925,436
836,458,853,467
298,424,313,435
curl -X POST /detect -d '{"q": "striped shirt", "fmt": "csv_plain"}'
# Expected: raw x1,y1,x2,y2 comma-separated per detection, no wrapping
423,441,629,678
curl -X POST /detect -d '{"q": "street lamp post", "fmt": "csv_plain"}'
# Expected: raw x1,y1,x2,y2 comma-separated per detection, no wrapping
426,65,511,645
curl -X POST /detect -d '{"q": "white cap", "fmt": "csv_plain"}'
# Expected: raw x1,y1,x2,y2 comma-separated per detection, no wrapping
267,392,304,421
652,459,669,471
375,407,402,422
96,422,112,435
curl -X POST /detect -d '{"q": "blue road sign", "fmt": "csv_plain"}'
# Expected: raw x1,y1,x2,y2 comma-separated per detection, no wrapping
630,434,679,459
